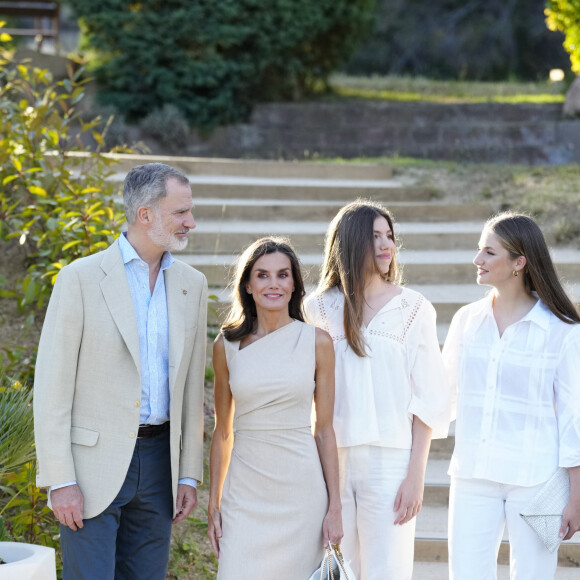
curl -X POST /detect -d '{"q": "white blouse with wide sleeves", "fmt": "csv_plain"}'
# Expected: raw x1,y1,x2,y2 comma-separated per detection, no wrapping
305,286,453,449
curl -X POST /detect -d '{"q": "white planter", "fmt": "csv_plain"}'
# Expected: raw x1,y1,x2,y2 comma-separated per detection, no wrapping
0,542,56,580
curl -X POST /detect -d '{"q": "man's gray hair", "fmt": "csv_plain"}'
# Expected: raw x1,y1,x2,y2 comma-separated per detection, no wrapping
123,163,190,224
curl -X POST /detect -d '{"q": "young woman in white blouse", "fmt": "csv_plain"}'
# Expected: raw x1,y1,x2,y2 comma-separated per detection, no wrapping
443,212,580,580
305,200,453,579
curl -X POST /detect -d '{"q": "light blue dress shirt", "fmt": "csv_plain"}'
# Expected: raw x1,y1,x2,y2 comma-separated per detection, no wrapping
118,233,172,426
118,234,196,488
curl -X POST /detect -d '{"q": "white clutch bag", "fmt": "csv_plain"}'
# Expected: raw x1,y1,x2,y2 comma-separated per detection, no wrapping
309,543,356,580
519,467,570,553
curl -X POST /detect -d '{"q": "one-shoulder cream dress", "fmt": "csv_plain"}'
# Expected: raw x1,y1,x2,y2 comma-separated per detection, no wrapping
217,320,328,580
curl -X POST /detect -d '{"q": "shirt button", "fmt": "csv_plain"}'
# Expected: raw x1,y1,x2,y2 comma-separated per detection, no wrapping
129,432,136,438
134,401,140,407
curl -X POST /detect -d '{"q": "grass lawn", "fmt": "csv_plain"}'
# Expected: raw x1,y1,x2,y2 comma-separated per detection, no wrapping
391,158,580,244
167,377,218,579
328,73,568,104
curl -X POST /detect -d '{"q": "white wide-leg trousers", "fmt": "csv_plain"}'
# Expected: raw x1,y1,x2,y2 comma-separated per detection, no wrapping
449,476,558,580
338,445,415,580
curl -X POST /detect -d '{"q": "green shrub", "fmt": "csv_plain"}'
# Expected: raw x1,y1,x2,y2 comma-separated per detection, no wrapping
0,379,57,568
546,0,580,74
142,104,190,152
88,103,131,148
0,378,34,479
0,31,128,378
64,0,376,127
0,515,10,542
0,463,61,570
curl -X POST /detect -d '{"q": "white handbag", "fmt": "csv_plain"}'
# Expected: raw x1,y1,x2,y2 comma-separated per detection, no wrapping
519,467,570,553
308,543,356,580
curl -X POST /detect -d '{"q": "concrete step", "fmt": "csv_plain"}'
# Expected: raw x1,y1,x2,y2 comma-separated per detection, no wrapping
111,171,436,201
420,285,484,323
423,482,450,508
187,181,434,202
401,252,580,285
207,284,486,325
437,322,450,344
400,249,580,285
189,221,485,253
208,306,453,334
103,153,395,179
430,435,455,458
193,199,493,223
425,458,451,486
206,286,476,329
416,505,451,542
413,561,580,579
415,505,580,567
424,458,452,506
415,538,580,569
209,283,486,304
110,170,431,199
180,250,580,287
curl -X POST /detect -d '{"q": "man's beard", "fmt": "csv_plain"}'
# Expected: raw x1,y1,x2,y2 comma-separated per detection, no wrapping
147,220,189,252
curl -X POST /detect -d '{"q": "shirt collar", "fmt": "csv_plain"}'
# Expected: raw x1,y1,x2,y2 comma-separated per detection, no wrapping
519,298,551,330
479,291,550,331
118,232,174,270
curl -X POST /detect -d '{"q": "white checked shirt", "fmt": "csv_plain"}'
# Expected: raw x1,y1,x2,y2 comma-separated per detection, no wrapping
443,294,580,486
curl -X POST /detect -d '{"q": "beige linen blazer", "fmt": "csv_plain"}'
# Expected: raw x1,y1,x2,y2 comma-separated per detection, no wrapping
33,240,207,519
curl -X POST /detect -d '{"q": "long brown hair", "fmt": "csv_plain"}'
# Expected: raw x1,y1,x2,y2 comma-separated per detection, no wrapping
317,199,402,357
222,237,306,341
486,212,580,324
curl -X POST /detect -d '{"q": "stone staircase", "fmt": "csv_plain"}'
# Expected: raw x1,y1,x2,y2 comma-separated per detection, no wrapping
110,154,580,578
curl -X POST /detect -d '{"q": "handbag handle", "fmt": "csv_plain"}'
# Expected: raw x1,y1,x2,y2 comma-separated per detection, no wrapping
329,543,351,580
322,546,334,580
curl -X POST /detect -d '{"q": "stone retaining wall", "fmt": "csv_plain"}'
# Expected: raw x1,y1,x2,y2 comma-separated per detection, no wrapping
157,101,580,165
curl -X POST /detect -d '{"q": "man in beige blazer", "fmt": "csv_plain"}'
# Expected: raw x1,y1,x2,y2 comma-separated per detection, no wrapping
34,163,208,579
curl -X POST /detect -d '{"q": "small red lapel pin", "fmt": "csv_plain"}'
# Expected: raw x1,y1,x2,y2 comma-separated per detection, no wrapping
182,289,188,295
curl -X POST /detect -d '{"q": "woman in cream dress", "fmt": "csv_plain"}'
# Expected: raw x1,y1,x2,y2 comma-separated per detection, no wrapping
305,200,453,579
207,237,343,580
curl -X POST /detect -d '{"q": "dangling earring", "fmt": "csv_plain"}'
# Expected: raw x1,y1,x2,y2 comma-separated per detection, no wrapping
512,270,518,277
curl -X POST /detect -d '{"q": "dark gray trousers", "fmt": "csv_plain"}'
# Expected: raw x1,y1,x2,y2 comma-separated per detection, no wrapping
60,430,173,580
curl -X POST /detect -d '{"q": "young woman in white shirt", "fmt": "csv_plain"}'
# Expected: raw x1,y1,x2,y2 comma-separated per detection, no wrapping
443,211,580,580
305,200,453,579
